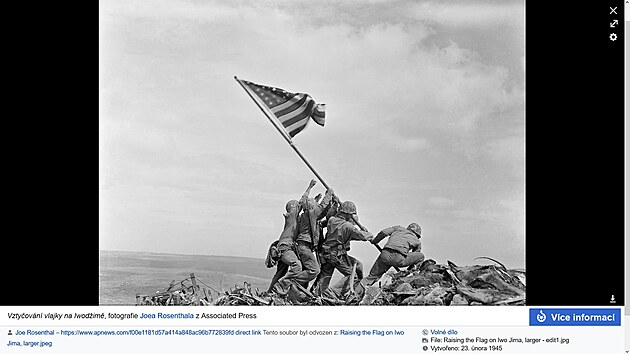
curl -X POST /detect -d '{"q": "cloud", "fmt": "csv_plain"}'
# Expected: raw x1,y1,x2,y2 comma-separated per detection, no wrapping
395,138,431,152
102,0,523,143
449,195,523,231
408,2,523,27
280,25,523,147
429,196,455,208
483,135,524,174
100,0,241,23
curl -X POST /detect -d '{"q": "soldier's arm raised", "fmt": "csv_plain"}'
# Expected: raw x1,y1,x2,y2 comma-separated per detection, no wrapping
303,179,316,198
298,179,317,211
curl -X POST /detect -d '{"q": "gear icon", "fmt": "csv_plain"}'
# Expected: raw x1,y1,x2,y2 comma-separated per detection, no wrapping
610,33,617,41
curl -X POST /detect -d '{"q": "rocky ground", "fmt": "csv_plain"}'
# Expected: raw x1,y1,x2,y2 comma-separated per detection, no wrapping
136,258,525,306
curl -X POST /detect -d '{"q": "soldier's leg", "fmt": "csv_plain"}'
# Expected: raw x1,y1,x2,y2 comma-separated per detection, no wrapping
362,252,393,287
278,249,302,281
314,262,335,296
347,255,365,292
273,249,303,294
268,262,288,292
325,255,357,298
400,251,425,269
295,243,320,286
348,255,364,280
333,255,353,277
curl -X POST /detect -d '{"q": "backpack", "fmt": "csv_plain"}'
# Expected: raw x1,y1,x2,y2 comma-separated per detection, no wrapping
264,240,280,268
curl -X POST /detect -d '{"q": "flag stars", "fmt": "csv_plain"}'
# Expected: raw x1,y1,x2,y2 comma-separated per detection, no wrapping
240,79,325,136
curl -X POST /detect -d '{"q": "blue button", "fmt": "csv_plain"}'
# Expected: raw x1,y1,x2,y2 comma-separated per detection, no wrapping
529,308,620,326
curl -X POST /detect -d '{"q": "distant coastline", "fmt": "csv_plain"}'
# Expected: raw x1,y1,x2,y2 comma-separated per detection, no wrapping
99,250,274,305
100,249,266,262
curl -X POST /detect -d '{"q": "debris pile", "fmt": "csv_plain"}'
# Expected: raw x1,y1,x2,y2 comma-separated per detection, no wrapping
212,282,274,306
358,258,526,306
136,258,525,306
135,273,214,306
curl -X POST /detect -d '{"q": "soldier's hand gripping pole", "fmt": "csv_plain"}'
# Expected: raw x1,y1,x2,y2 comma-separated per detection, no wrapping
350,215,401,272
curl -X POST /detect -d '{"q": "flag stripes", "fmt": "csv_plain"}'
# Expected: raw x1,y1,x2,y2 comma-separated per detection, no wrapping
237,78,325,138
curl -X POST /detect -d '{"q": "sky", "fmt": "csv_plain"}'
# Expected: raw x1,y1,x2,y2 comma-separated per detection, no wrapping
99,0,525,269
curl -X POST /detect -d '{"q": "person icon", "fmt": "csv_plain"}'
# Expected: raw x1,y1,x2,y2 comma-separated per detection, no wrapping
8,329,12,335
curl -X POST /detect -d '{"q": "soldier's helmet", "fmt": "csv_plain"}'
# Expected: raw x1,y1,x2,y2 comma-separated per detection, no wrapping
407,223,422,238
339,201,357,215
285,200,299,213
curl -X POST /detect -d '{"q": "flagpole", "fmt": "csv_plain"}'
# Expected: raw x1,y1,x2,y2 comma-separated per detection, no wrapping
287,144,330,190
234,76,382,256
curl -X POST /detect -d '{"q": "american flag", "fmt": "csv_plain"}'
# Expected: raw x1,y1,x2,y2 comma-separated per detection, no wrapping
237,78,325,138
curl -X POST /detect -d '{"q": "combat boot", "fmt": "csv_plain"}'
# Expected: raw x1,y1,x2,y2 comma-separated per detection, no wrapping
273,279,292,296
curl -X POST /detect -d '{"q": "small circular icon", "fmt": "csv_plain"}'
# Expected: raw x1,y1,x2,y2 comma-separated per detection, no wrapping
422,346,428,351
536,310,547,323
610,33,617,41
422,329,429,335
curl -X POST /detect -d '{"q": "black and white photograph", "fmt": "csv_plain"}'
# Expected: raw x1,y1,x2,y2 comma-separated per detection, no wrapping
99,0,525,306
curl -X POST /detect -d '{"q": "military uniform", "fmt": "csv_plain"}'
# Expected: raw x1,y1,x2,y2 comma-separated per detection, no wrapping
314,215,372,297
269,180,320,294
267,197,304,293
363,224,424,286
294,188,334,287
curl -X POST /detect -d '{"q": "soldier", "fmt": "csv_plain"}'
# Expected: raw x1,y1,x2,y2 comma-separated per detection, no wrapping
313,200,374,298
269,179,317,295
294,186,335,289
266,246,287,293
307,194,339,293
361,223,425,286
